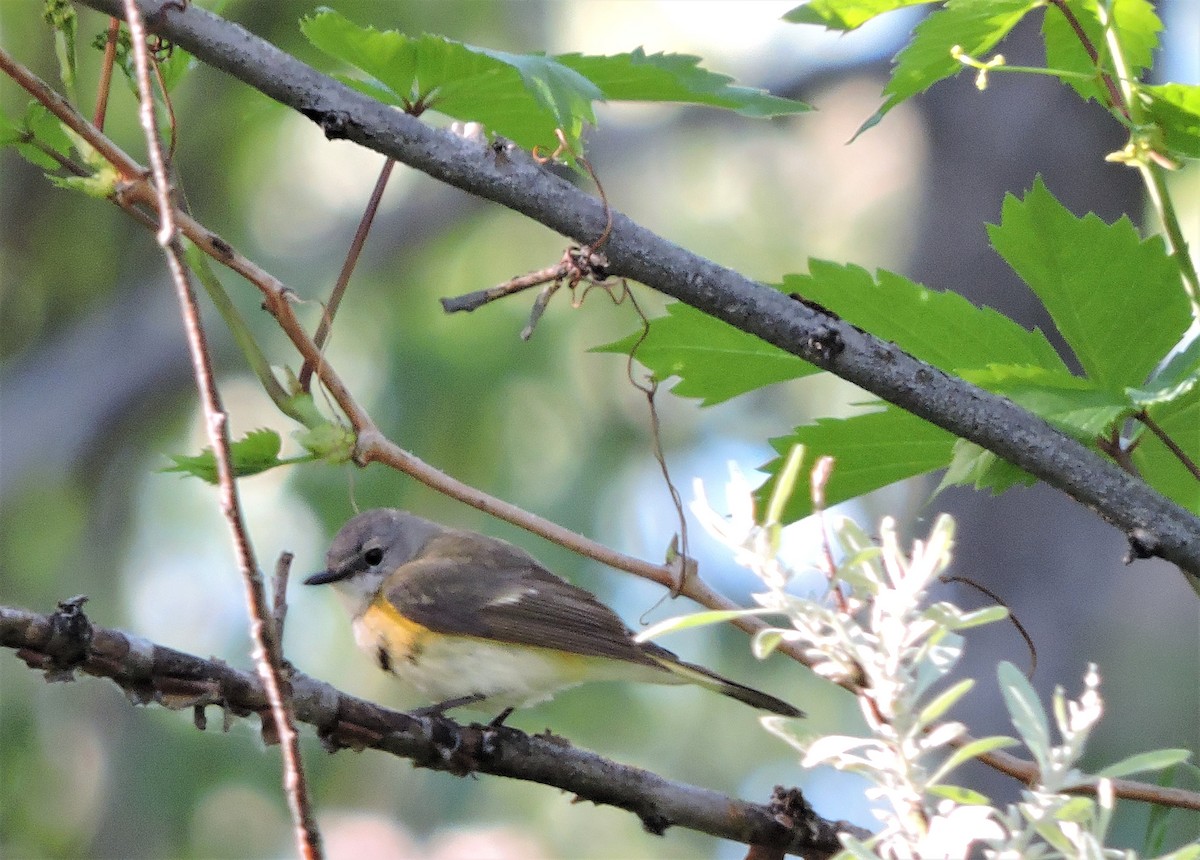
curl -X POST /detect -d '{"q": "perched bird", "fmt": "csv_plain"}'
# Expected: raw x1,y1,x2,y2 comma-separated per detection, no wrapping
305,508,802,718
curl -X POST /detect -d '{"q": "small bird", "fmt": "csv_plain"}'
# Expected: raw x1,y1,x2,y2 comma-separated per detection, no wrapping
305,508,802,718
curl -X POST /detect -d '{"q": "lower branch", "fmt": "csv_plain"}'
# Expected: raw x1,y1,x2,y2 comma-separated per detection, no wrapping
0,601,863,857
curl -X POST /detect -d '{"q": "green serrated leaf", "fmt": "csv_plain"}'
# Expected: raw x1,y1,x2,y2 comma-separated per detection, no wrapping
783,0,935,31
863,0,1041,134
476,46,600,142
1043,0,1161,105
761,407,957,523
998,660,1051,769
1096,748,1192,779
26,102,73,159
783,261,1064,374
1127,370,1198,411
303,11,807,156
963,363,1130,439
1,103,74,170
303,11,597,152
161,429,287,484
557,48,811,117
988,177,1190,391
1143,83,1200,159
592,301,816,405
936,439,1036,495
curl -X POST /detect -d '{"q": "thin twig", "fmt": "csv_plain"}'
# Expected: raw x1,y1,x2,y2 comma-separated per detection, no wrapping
1096,425,1140,476
618,284,691,594
1137,410,1200,481
150,48,179,166
440,262,566,313
941,575,1037,679
120,4,320,858
298,157,397,392
93,17,121,129
272,552,294,648
810,456,850,614
1045,0,1128,120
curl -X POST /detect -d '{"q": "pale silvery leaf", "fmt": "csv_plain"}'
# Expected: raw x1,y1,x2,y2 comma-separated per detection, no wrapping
918,801,1003,856
920,721,967,753
802,734,881,768
998,661,1051,771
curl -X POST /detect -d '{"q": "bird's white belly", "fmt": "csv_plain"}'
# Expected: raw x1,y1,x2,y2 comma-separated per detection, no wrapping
390,636,598,708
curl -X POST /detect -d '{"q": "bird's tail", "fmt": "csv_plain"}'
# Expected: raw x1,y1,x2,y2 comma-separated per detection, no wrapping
647,653,804,718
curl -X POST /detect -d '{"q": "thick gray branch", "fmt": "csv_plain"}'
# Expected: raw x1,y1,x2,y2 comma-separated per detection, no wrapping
1,602,860,857
74,0,1200,578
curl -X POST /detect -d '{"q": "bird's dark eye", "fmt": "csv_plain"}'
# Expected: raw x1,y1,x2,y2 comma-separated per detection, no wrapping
363,547,384,566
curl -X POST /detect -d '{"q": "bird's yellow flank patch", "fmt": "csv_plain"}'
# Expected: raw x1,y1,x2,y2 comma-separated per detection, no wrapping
358,598,431,666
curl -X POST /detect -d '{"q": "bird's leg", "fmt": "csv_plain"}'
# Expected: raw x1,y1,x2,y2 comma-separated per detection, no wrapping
488,707,515,728
411,693,485,718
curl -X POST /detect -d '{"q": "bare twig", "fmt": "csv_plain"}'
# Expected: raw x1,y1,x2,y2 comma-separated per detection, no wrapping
618,284,692,595
440,262,567,313
1137,409,1200,481
1045,0,1129,120
298,157,397,392
272,551,294,648
93,17,121,129
810,456,850,614
940,575,1038,679
120,4,320,857
0,602,864,857
1096,425,1140,476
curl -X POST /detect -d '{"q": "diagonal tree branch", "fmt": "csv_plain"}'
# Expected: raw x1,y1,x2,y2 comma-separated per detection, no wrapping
0,601,863,858
70,0,1200,581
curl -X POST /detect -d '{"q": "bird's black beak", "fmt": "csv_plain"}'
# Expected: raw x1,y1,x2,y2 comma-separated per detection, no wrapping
303,568,347,586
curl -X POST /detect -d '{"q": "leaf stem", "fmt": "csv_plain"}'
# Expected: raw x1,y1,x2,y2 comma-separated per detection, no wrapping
1136,410,1200,482
1093,1,1200,320
298,156,397,392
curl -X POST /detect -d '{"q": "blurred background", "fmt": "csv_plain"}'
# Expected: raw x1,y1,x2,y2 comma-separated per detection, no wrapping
2,1,1198,857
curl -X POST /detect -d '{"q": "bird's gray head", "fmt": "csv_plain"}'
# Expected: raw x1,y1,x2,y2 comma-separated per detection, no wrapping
304,509,444,616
